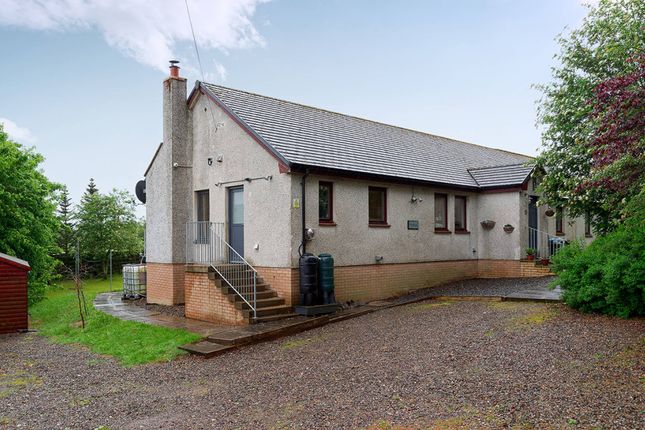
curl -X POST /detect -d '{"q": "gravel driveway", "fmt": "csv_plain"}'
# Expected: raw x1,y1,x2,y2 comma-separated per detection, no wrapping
1,300,643,429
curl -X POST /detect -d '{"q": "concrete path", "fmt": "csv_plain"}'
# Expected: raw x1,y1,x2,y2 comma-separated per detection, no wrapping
93,293,222,336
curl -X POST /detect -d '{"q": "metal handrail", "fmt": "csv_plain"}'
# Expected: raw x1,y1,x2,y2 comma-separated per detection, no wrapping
186,221,257,319
528,227,567,259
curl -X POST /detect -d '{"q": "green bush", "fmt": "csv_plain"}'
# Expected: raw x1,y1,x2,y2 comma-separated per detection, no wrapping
550,223,645,318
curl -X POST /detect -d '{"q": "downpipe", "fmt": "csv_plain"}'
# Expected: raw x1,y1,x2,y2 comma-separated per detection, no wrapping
299,169,310,257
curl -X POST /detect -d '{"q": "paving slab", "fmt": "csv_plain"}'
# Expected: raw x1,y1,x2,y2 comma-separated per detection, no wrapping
94,293,224,336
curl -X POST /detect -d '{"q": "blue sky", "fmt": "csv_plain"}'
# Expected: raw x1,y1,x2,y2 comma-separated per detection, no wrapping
0,0,590,211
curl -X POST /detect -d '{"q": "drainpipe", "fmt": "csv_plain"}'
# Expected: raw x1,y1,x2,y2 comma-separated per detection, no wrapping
300,169,310,256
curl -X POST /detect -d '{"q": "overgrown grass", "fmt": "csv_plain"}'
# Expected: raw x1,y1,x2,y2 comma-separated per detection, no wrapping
29,277,201,366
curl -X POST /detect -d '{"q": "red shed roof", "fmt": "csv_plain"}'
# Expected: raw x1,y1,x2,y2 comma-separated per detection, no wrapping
0,252,31,271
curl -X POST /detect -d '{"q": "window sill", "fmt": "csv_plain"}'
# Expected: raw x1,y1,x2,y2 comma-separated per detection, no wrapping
319,221,337,227
556,232,565,236
454,230,470,235
434,229,452,234
585,234,593,238
369,223,390,228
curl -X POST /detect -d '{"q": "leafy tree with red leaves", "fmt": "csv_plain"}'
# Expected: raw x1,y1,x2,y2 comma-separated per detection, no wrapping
535,0,644,234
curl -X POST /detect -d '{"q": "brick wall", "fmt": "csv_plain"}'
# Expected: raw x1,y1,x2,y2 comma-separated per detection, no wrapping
255,266,299,306
149,258,553,324
259,259,553,306
332,260,479,303
147,263,185,305
184,268,247,325
519,261,553,277
477,260,553,278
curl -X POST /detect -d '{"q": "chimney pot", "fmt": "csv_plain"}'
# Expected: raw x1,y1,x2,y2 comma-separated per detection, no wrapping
169,60,180,78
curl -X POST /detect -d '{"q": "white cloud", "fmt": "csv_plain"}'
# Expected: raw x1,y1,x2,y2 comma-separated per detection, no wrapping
0,118,37,144
0,0,269,77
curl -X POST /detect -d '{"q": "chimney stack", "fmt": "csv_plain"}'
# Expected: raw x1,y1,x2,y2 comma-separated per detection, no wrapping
169,60,180,78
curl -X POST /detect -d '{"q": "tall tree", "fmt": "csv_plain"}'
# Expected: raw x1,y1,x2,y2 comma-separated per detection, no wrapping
85,178,98,197
0,125,60,304
76,188,144,277
57,186,76,264
534,0,645,234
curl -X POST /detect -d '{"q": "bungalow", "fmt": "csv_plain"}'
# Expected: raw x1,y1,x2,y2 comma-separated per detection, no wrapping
144,62,592,325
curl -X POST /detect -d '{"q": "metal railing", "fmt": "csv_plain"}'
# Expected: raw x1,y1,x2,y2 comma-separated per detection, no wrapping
186,221,257,319
528,227,567,259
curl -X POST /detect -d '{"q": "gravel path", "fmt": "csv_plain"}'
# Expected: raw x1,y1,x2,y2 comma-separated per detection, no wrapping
394,276,558,303
1,300,642,429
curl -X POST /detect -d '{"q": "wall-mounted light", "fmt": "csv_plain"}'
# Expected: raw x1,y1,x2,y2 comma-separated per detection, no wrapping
207,157,213,166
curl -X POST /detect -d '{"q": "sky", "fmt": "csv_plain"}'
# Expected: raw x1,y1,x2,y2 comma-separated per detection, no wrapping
0,0,592,214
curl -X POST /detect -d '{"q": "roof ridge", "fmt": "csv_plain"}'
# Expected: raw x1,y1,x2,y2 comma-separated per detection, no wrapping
467,162,535,172
201,82,533,160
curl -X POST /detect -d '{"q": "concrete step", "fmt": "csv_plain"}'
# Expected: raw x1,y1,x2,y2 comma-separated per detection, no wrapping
227,290,277,301
178,341,235,358
219,283,271,295
243,305,293,318
252,313,299,323
234,297,285,310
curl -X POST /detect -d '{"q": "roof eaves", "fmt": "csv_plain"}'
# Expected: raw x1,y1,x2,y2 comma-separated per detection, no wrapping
0,252,30,271
289,163,481,192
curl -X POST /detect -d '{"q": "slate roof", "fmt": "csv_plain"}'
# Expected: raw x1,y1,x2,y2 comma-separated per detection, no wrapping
201,83,533,189
468,163,534,188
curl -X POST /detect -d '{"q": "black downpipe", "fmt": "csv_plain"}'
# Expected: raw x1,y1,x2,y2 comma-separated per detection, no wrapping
300,169,310,257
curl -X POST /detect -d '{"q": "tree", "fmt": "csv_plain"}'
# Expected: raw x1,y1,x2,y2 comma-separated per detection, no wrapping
535,0,645,234
57,186,76,264
0,124,60,304
76,187,144,278
85,178,98,197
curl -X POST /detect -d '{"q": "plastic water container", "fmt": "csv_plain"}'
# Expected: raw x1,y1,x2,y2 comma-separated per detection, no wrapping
122,264,147,298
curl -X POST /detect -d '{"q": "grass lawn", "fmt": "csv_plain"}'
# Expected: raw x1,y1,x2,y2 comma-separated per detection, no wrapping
29,276,201,366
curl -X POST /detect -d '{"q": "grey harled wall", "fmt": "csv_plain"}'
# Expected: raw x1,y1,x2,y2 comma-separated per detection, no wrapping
295,174,488,267
145,76,192,264
190,92,293,267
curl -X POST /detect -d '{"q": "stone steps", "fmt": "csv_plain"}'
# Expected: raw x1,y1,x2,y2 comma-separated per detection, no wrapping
242,304,293,319
207,267,293,324
234,296,285,310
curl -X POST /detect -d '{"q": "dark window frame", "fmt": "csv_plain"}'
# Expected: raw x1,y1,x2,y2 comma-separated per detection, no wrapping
318,181,334,224
195,189,210,222
454,195,468,232
434,193,449,232
555,207,564,235
195,189,210,244
584,212,592,237
368,186,388,226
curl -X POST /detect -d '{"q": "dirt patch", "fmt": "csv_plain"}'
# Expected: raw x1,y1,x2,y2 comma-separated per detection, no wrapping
132,297,185,318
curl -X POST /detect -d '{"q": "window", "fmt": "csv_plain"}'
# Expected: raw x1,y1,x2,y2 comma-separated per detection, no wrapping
368,187,387,224
319,182,333,223
454,196,467,231
585,212,592,237
196,190,210,222
195,190,209,243
434,193,448,231
555,207,564,235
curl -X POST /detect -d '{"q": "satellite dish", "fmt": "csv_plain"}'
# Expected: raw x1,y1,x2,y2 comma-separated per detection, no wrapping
135,180,146,204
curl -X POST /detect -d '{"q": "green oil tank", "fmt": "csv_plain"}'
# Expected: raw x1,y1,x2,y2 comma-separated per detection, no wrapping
318,253,335,304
